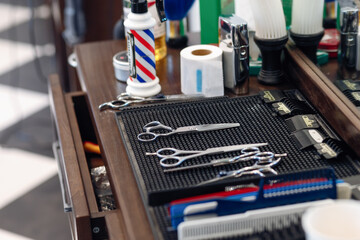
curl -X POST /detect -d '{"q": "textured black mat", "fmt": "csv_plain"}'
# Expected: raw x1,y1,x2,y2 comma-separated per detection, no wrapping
115,91,360,240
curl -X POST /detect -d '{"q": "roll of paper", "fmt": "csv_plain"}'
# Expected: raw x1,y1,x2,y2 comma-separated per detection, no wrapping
180,45,223,97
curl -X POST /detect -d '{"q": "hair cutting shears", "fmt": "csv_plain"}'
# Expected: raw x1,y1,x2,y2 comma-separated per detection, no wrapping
138,121,240,142
163,147,287,172
146,143,268,168
197,156,282,186
99,93,203,111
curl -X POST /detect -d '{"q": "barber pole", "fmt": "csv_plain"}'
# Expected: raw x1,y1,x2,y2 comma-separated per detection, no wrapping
130,29,156,83
124,0,165,97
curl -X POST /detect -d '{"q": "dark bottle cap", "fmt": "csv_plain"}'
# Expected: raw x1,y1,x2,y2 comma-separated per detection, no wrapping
131,0,148,13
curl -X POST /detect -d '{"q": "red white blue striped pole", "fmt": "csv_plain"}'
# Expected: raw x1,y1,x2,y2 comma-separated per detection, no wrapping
130,29,156,83
124,0,161,97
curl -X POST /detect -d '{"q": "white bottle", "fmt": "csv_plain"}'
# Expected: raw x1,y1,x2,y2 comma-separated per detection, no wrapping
124,0,161,97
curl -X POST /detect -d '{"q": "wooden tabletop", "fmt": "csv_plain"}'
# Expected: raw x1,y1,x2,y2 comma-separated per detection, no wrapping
74,40,294,239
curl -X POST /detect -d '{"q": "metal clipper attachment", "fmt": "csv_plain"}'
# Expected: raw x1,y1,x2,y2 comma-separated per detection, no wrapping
219,15,249,95
340,6,359,69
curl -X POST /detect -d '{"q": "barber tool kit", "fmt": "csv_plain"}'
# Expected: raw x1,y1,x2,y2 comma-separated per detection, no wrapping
114,90,360,240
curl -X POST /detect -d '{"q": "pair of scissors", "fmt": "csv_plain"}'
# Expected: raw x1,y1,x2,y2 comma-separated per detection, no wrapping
99,93,204,111
138,121,240,142
197,156,282,186
146,143,268,168
163,147,287,172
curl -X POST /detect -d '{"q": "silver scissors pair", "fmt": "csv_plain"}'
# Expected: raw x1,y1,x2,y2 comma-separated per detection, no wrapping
99,93,203,111
163,147,287,172
198,156,283,185
146,143,268,168
138,121,240,142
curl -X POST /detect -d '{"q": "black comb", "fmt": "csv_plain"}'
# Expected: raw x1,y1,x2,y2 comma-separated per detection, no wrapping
272,98,314,117
285,114,320,132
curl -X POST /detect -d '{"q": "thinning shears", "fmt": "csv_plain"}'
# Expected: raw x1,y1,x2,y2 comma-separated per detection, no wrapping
146,143,268,168
138,121,240,142
99,93,203,111
197,156,283,186
163,147,287,172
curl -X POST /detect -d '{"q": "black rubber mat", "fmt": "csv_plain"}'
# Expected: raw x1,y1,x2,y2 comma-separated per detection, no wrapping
115,91,360,240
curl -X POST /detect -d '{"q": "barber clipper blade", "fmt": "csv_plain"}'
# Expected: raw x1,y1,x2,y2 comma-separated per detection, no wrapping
219,15,249,95
259,90,286,103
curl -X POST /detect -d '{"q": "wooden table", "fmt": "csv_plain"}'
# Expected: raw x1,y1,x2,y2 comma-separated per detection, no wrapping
49,39,360,240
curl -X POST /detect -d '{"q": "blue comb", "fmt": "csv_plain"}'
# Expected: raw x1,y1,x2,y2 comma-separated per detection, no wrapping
170,168,337,228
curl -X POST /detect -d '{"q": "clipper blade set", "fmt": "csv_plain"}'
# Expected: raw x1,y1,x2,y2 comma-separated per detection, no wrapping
116,91,360,240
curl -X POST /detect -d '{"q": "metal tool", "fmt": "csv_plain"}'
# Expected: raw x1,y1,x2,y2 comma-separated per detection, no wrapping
146,143,268,168
164,147,287,172
219,15,249,94
340,5,359,69
197,156,282,186
99,93,204,110
138,121,240,142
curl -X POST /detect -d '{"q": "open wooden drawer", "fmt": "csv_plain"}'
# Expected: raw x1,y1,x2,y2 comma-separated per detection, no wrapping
49,74,125,240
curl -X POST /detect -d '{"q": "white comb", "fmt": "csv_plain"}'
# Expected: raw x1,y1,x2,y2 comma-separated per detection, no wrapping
178,199,334,240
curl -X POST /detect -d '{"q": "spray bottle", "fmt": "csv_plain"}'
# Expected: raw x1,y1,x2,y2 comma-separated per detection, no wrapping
124,0,166,97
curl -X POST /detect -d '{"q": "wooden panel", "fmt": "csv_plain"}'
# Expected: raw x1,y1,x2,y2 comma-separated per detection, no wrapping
75,41,153,240
48,74,92,239
285,44,360,156
64,92,99,213
105,210,127,240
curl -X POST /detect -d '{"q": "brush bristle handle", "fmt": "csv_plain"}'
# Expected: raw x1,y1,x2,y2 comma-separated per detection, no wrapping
290,30,324,64
254,36,288,85
250,0,287,39
291,0,324,35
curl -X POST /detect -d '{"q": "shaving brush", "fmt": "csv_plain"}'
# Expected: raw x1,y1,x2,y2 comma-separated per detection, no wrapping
250,0,288,85
290,0,324,64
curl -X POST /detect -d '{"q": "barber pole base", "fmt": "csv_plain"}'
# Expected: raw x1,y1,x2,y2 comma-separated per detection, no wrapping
126,76,161,97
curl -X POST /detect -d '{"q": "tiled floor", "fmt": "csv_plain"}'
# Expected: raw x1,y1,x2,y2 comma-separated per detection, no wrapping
0,0,71,239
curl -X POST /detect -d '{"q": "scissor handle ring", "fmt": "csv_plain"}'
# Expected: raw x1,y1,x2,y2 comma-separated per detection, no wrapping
159,157,183,168
99,99,128,110
229,147,261,163
117,93,144,101
137,132,157,142
241,147,260,154
143,121,174,132
253,152,275,163
155,147,178,157
143,121,162,128
110,99,130,108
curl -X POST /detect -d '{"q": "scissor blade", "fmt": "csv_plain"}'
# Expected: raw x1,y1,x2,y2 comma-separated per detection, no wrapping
163,156,235,173
196,123,240,132
176,123,240,133
162,94,204,100
212,143,268,153
197,174,236,186
163,162,215,173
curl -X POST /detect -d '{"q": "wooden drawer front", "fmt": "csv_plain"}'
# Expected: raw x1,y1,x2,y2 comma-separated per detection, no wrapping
49,74,92,239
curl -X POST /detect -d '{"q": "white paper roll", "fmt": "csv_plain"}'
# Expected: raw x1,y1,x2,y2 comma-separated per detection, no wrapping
180,45,224,97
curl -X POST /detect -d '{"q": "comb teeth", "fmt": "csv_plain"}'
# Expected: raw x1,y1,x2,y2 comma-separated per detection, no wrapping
323,139,344,156
344,91,360,106
291,0,324,35
250,0,287,39
285,118,297,133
